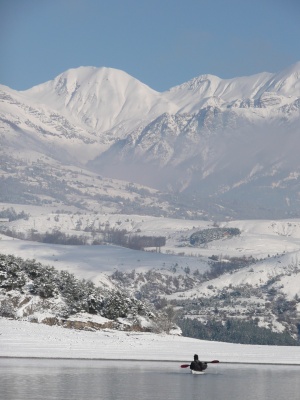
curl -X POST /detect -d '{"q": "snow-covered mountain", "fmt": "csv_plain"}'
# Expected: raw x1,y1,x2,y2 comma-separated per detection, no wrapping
1,62,300,219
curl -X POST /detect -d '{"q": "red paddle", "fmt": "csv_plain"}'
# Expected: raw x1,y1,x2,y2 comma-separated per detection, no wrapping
180,360,219,368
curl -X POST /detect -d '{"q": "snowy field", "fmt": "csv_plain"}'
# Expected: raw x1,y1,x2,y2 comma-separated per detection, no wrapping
1,318,300,365
0,234,208,286
2,208,300,275
2,204,300,261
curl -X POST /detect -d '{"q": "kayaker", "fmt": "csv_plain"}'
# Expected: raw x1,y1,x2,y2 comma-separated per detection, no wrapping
190,354,207,372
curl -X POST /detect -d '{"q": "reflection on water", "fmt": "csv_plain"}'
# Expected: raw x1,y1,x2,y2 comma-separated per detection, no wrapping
0,359,299,400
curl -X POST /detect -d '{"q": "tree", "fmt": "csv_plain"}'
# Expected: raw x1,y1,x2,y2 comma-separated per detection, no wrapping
155,305,178,333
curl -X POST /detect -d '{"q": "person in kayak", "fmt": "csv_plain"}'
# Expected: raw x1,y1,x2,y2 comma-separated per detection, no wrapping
190,354,207,372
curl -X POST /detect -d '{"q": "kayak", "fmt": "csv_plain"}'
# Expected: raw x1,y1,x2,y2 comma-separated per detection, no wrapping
180,360,219,373
191,370,205,375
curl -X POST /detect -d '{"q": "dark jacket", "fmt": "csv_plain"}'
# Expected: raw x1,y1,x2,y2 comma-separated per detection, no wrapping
190,360,207,371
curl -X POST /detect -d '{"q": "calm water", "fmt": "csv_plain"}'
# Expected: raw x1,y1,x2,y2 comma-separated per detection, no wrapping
0,359,299,400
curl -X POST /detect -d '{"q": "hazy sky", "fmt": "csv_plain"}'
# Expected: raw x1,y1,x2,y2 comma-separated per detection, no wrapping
1,0,300,92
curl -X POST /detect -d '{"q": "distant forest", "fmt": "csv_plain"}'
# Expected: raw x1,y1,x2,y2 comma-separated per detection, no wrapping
179,318,299,346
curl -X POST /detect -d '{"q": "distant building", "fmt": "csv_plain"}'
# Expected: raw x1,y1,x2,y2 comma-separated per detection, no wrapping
0,218,9,223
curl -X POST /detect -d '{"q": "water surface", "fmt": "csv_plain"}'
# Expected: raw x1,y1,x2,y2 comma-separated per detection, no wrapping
0,359,299,400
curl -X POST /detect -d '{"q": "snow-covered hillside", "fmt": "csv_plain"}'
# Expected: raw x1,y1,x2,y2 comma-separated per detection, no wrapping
1,206,300,344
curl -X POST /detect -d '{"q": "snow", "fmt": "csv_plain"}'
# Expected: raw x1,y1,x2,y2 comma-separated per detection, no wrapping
163,72,274,114
0,318,299,365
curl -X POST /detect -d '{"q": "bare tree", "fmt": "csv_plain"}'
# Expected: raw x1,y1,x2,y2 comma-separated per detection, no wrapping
154,305,178,334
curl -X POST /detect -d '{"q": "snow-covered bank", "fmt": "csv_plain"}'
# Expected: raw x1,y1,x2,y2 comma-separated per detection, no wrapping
1,318,299,365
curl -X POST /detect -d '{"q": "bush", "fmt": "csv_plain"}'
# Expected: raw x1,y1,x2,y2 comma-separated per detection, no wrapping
190,228,241,245
0,207,29,221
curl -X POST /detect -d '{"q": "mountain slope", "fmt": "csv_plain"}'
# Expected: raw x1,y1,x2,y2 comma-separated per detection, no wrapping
0,84,100,163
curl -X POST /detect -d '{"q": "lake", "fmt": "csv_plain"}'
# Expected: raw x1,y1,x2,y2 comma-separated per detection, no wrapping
0,359,299,400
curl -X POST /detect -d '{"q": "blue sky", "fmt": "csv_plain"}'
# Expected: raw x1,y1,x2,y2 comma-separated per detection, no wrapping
1,0,300,92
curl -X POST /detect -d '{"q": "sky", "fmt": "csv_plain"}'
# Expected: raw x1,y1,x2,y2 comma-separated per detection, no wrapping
0,0,300,92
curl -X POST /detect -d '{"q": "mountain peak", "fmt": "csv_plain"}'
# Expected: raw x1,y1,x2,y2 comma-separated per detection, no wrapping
265,61,300,96
25,65,157,101
22,66,178,134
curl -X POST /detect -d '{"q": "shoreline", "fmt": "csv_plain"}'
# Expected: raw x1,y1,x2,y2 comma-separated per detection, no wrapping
1,356,300,366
